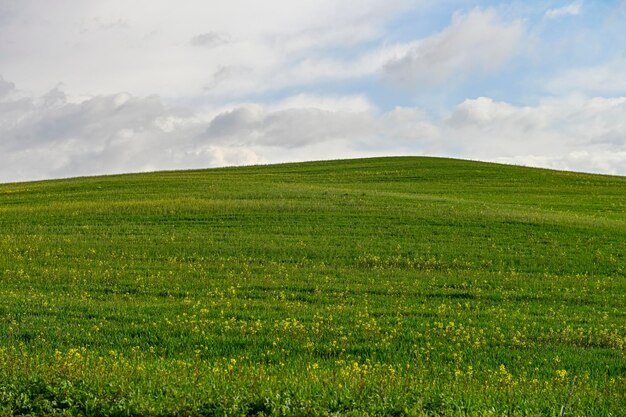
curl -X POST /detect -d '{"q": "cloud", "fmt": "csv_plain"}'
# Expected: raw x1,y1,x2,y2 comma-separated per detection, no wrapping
445,95,626,146
0,80,229,182
205,105,375,148
189,32,231,48
446,97,549,133
201,8,528,99
382,8,525,85
495,151,626,176
0,77,430,182
546,58,626,96
0,0,413,98
441,95,626,175
2,74,626,183
0,79,391,182
545,2,582,18
271,94,375,113
0,76,15,97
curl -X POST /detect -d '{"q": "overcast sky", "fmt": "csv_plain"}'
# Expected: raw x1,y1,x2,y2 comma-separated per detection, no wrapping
1,0,626,182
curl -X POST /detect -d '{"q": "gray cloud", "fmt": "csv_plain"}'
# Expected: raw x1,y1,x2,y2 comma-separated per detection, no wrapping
206,107,260,137
2,74,626,183
0,2,17,25
189,31,231,48
97,18,131,31
0,80,227,182
2,92,170,151
205,106,374,148
0,76,15,97
0,79,404,182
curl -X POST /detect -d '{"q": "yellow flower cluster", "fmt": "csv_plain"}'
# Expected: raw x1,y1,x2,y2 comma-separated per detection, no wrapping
555,369,568,383
498,364,514,387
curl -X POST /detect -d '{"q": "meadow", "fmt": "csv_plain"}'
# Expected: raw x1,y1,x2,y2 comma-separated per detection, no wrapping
0,156,624,416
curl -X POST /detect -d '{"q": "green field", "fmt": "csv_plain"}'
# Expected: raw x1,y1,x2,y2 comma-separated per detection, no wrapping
0,157,624,416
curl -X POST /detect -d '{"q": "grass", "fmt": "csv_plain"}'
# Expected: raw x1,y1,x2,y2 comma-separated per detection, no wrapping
0,156,624,416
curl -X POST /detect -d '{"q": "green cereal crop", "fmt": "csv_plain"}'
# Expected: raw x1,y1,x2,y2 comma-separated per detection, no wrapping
0,157,624,415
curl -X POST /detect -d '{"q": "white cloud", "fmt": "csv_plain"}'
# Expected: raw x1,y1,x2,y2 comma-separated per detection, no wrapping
382,8,525,85
441,95,626,174
546,58,626,96
199,36,412,99
0,0,413,98
205,7,528,99
446,97,552,136
545,2,582,18
0,2,534,107
270,94,376,113
495,151,626,176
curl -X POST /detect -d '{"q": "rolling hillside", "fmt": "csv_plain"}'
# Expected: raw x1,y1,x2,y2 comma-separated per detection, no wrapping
1,157,624,416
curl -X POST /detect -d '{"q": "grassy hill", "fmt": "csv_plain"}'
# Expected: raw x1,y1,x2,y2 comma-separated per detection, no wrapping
0,157,624,416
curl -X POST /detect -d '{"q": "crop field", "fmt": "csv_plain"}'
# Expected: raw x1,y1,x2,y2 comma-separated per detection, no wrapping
0,157,624,416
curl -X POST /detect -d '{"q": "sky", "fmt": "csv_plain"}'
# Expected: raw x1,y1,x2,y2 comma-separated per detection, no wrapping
1,0,626,183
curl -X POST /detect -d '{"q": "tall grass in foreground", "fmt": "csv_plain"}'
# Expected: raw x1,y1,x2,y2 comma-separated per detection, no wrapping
0,157,624,416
